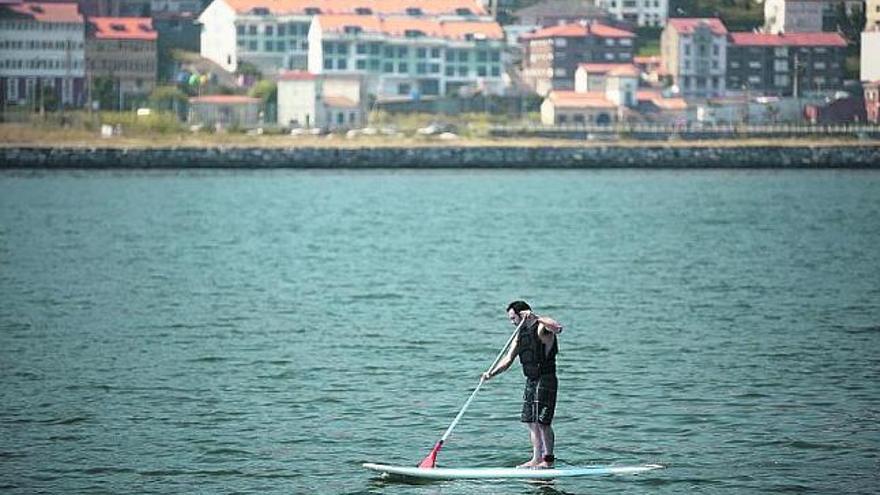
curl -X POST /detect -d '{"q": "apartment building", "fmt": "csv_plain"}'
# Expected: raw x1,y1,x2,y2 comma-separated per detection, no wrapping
86,17,158,108
308,14,505,98
661,18,727,98
199,0,489,74
595,0,668,27
727,32,845,96
764,0,863,34
512,0,611,27
0,1,85,108
521,20,635,94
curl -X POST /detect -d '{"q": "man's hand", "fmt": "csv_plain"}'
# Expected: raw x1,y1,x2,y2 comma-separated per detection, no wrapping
481,371,493,381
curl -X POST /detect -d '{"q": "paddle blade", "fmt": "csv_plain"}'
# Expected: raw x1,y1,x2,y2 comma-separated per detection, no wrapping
418,441,442,469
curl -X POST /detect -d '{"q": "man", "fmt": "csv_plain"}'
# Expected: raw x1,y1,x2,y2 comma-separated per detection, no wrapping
482,300,563,469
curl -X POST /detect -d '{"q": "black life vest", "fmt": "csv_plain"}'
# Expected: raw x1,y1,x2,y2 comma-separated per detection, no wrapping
517,320,558,378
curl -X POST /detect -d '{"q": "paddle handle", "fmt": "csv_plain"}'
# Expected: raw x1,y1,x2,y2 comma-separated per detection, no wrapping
438,318,524,443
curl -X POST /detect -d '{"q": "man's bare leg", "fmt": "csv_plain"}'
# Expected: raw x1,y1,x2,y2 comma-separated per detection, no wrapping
534,424,555,468
517,423,544,468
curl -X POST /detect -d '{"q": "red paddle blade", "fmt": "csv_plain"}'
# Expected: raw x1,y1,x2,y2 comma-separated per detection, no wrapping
417,442,442,468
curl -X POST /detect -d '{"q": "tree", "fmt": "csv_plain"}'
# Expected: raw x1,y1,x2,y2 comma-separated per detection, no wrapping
149,85,188,118
248,79,277,104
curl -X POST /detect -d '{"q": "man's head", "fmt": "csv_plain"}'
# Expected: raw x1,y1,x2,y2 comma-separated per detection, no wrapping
506,300,531,326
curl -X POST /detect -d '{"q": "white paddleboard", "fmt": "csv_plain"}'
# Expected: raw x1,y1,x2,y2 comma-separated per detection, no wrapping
363,462,664,480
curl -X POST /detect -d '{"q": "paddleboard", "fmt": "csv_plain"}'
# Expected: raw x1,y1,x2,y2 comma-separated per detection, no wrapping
363,462,663,480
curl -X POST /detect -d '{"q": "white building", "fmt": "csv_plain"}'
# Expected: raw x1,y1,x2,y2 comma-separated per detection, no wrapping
308,14,507,99
764,0,823,33
595,0,668,27
661,18,728,98
868,0,880,31
764,0,863,34
574,63,638,107
276,70,367,129
0,1,85,108
862,30,880,82
151,0,202,14
199,0,490,74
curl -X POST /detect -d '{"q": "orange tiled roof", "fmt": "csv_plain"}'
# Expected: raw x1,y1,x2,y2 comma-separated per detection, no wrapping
3,1,82,23
89,17,157,40
667,18,727,35
316,15,503,41
323,95,359,107
224,0,486,16
729,32,847,47
633,55,661,65
278,70,319,80
190,95,260,104
549,90,616,109
578,63,640,77
636,90,688,110
522,21,634,40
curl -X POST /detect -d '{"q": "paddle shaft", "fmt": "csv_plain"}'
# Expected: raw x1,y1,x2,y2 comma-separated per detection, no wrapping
437,317,526,444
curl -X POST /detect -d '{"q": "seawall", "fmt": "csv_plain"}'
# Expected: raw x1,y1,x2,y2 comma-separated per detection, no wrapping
2,145,879,169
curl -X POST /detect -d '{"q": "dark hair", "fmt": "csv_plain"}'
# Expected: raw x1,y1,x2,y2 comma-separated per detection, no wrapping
506,300,531,315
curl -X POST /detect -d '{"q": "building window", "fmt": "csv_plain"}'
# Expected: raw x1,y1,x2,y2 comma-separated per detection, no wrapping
814,62,826,70
417,62,427,74
398,83,411,95
7,77,18,101
491,66,500,77
398,62,408,73
266,25,273,36
431,48,440,58
278,25,286,36
446,66,455,76
324,58,332,70
774,47,788,57
236,25,244,35
248,25,256,35
774,59,788,72
774,74,790,87
356,43,366,54
356,59,366,70
265,41,273,51
248,41,257,51
383,62,393,73
430,63,440,73
749,61,761,69
337,59,347,70
398,46,408,57
684,44,691,56
458,51,469,62
477,66,487,76
417,48,427,58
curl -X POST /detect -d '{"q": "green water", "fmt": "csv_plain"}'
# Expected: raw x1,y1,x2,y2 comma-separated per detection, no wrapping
1,169,878,494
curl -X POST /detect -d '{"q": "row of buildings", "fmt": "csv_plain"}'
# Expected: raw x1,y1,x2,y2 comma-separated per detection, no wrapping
3,0,880,127
0,1,162,109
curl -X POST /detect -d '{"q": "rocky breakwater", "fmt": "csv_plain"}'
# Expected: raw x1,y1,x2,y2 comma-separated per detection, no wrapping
2,145,879,169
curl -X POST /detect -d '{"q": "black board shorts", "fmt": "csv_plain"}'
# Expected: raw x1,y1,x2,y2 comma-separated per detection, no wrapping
521,374,558,425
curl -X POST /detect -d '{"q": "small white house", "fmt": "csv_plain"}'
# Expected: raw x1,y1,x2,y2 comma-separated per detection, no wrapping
277,71,367,130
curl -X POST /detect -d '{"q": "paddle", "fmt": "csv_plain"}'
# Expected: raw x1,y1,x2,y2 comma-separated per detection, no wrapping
417,316,527,468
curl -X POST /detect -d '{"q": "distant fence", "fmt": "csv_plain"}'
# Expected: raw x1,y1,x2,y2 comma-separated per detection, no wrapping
490,123,880,140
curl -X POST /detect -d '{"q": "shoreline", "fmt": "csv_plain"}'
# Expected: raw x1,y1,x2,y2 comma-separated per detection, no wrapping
2,142,880,169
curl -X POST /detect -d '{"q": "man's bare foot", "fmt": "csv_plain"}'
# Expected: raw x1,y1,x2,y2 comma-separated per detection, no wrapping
534,460,554,469
517,459,540,468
